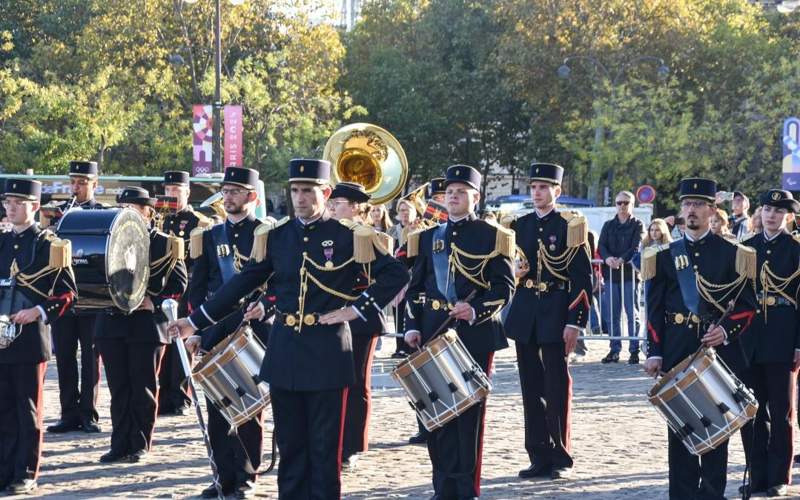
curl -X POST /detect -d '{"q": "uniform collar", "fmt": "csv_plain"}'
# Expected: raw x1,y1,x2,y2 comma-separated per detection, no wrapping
227,212,256,228
684,228,711,244
535,206,555,220
12,222,37,237
447,213,475,226
763,229,786,242
78,198,95,207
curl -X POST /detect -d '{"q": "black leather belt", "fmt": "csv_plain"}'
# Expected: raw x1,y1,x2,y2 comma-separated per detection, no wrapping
759,295,793,307
520,279,567,292
276,311,321,327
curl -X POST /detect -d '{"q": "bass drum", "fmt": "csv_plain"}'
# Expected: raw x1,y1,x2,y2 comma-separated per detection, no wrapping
57,208,150,313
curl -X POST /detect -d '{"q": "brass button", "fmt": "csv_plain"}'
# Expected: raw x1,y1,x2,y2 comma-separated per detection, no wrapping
303,237,309,242
431,300,441,310
285,315,297,327
766,249,771,254
766,296,776,306
691,314,700,323
234,233,238,238
303,314,316,326
674,313,685,324
539,228,543,232
694,252,699,257
13,244,18,250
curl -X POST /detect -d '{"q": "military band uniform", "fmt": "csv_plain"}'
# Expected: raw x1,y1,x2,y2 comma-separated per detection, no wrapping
50,161,106,433
94,187,188,463
187,159,409,499
504,163,592,478
187,168,272,496
643,178,757,500
739,189,800,495
158,170,212,415
405,165,515,499
0,179,77,494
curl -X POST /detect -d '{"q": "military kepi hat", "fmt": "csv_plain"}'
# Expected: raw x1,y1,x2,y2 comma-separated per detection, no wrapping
164,171,190,186
223,167,259,190
529,163,564,186
289,159,331,185
330,182,369,203
4,179,42,201
760,189,800,213
428,177,446,197
679,178,716,202
117,186,155,207
69,160,98,178
444,165,481,191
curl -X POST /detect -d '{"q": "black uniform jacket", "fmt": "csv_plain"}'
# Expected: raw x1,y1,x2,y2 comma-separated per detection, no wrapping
645,232,757,371
504,209,592,344
188,215,408,391
405,214,514,357
0,224,77,363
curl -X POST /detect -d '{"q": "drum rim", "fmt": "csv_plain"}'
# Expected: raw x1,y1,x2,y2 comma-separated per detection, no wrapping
648,348,714,398
194,325,255,376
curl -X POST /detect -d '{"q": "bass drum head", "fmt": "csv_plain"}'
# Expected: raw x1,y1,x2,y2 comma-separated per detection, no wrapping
107,208,150,312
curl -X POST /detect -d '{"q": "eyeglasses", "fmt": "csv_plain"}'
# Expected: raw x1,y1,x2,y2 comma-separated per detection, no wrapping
680,200,710,209
221,188,251,197
615,200,630,206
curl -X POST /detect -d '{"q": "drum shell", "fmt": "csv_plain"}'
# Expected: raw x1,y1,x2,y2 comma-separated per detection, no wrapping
57,208,150,313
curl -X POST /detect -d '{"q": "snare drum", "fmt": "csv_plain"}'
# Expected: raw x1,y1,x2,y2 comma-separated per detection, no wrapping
57,208,150,313
0,315,18,349
392,329,491,432
648,347,758,456
192,325,270,430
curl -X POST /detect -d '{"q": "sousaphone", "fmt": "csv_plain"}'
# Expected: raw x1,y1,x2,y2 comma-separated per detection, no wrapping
323,123,408,205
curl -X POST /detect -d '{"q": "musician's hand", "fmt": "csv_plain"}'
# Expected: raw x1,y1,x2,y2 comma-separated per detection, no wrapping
644,357,662,378
793,350,800,372
184,335,202,355
319,307,358,325
137,296,155,312
701,325,726,347
243,301,265,322
168,318,197,340
449,302,474,321
404,331,421,349
563,326,579,355
11,307,41,325
664,215,676,226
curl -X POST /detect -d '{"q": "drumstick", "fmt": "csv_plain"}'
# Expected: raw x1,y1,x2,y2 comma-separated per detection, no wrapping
421,290,478,348
162,299,225,500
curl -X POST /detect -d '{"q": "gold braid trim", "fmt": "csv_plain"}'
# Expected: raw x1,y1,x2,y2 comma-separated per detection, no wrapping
759,261,800,320
537,244,579,283
695,272,748,314
449,244,496,290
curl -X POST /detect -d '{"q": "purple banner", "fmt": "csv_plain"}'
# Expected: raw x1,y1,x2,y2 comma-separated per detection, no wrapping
782,117,800,191
192,105,213,175
224,105,243,168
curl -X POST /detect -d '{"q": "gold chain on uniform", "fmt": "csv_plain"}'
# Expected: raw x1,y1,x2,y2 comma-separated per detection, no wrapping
11,259,77,299
448,245,499,290
297,253,360,333
759,262,800,320
695,272,747,314
536,244,579,285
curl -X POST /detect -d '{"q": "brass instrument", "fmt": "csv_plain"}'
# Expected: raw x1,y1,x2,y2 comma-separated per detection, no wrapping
323,123,408,205
200,192,227,221
154,195,178,231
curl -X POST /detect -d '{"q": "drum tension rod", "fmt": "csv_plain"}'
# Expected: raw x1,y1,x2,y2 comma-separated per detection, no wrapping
700,416,712,428
251,375,262,385
732,387,746,403
447,382,459,393
412,400,426,411
428,391,439,402
235,386,247,398
679,423,694,438
462,369,475,381
717,402,730,414
220,396,234,408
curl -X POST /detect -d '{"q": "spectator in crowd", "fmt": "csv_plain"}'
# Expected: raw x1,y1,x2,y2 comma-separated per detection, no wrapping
643,218,673,247
729,191,751,240
749,206,763,236
388,198,417,244
368,203,393,233
664,215,686,240
598,190,644,364
710,208,735,239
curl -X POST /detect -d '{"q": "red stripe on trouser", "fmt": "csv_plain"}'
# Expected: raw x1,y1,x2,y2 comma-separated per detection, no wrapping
336,387,350,500
473,352,494,495
34,362,46,479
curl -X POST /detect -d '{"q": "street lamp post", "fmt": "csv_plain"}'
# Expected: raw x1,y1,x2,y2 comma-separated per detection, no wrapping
557,56,669,204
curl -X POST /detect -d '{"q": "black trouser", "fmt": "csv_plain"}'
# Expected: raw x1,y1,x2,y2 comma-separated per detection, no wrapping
427,352,492,499
342,335,378,460
515,340,573,469
668,428,728,499
52,313,99,422
157,345,192,412
207,398,263,488
740,362,796,489
95,336,164,455
394,301,411,354
271,387,348,500
0,362,46,484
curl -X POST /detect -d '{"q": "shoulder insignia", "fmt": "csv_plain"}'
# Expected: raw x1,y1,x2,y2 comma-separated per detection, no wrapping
49,238,72,269
494,224,515,258
640,246,661,281
565,213,587,247
735,243,757,280
406,227,426,259
741,232,757,243
189,226,209,259
354,224,378,263
375,231,394,256
500,214,517,229
168,234,185,261
338,218,359,230
251,216,289,263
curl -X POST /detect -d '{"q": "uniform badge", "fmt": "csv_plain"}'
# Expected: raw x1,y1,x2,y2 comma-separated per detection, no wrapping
548,235,557,252
433,240,445,253
217,244,230,257
322,240,334,267
179,220,188,237
674,254,689,270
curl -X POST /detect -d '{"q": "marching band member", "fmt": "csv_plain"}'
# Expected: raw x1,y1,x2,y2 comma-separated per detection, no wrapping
0,179,77,494
48,160,105,434
740,189,800,497
404,165,515,499
504,163,592,481
94,187,188,464
158,170,212,416
184,167,272,499
643,178,756,499
170,159,408,499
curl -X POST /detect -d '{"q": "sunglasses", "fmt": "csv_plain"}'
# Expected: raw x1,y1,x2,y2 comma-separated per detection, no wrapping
615,200,630,206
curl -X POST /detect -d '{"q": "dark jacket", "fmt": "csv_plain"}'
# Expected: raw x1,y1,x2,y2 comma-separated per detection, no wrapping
598,215,644,283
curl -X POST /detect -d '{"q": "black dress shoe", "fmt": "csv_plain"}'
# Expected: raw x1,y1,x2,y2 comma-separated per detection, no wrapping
408,432,427,445
99,449,130,463
550,466,573,480
235,481,256,499
767,484,789,497
628,352,640,365
601,351,620,363
519,462,552,478
739,483,767,495
201,482,233,498
46,419,82,433
81,418,101,433
8,478,37,495
128,449,147,463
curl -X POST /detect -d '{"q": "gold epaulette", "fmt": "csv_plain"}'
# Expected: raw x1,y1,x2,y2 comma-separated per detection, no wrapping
494,224,515,258
560,211,587,247
251,216,289,263
500,214,517,229
735,243,757,280
640,244,668,281
741,232,758,243
353,225,378,263
406,228,426,258
376,231,394,255
49,238,72,269
168,234,185,261
338,218,358,230
189,226,208,259
194,209,213,229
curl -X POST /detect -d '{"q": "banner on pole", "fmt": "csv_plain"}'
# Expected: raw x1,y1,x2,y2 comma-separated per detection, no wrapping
782,117,800,190
192,105,213,175
224,105,243,168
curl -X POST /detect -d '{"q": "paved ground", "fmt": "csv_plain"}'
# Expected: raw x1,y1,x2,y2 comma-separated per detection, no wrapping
24,340,800,499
